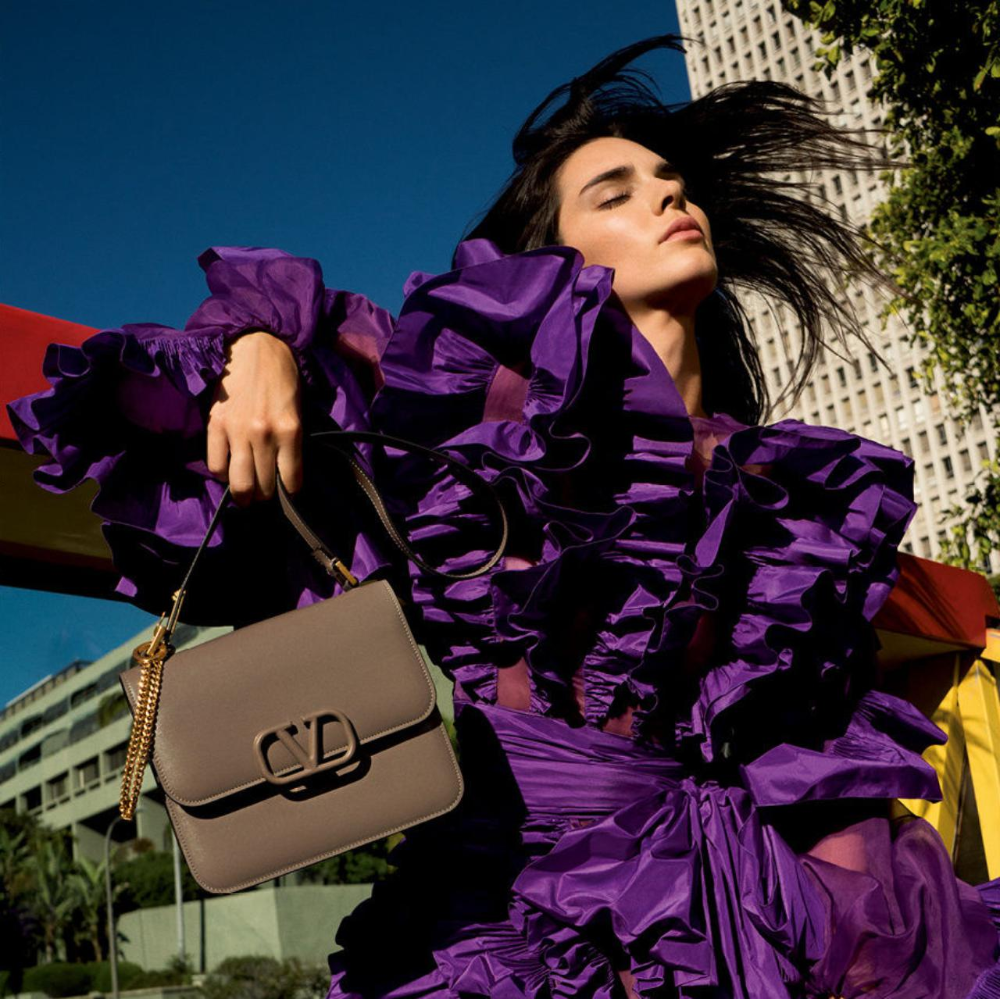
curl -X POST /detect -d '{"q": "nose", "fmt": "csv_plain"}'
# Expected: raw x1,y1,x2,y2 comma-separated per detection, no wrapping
655,178,684,214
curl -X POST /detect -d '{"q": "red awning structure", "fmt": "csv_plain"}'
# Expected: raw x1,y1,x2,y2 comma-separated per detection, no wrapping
0,303,120,599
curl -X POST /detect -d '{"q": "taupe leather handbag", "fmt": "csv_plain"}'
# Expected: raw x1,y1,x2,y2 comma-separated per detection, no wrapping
117,429,508,894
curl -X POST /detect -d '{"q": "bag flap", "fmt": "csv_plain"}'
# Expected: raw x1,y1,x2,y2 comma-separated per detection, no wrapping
119,580,437,807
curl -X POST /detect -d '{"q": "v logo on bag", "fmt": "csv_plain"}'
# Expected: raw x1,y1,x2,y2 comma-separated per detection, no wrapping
253,709,359,786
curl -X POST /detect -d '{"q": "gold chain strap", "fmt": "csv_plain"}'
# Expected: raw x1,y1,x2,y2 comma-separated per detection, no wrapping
119,590,185,821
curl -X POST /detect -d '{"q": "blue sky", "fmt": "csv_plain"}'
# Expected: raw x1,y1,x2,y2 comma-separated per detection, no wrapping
0,0,694,707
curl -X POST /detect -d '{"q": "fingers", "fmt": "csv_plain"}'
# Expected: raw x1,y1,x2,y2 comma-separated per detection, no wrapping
227,439,257,507
206,420,304,506
206,419,230,484
275,418,304,495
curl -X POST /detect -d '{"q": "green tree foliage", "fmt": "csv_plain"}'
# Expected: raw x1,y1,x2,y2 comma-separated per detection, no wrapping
113,848,202,912
65,856,118,962
294,832,401,886
782,0,1000,571
24,834,77,964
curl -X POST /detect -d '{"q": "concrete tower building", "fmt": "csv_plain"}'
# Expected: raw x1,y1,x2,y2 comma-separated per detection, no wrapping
676,0,999,572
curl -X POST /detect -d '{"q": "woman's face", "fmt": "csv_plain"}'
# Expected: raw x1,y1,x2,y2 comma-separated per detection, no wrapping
554,136,718,316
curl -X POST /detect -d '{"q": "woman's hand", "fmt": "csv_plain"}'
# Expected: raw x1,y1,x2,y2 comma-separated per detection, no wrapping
206,330,304,506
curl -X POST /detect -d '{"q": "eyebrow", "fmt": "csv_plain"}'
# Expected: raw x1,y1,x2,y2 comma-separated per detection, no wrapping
578,159,678,198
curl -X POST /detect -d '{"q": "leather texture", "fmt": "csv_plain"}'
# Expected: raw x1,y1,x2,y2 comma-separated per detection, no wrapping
119,579,463,894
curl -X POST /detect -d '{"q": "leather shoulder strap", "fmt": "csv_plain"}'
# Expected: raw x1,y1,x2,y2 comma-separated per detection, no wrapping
176,429,509,602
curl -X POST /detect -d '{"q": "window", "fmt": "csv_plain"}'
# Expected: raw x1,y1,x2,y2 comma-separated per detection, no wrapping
942,456,954,478
896,406,908,431
845,69,856,93
900,437,911,455
836,366,847,388
76,757,100,788
753,14,762,35
937,423,948,445
979,441,991,460
960,450,973,473
852,358,862,379
832,175,843,196
767,4,776,24
771,30,780,47
46,772,68,803
918,430,929,454
758,41,766,58
868,352,878,373
727,37,736,55
105,741,129,772
906,366,918,388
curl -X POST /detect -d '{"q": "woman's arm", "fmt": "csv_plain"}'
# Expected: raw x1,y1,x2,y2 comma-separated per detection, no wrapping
6,245,398,626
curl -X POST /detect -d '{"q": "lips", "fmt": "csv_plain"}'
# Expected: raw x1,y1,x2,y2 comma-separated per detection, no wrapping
660,217,703,241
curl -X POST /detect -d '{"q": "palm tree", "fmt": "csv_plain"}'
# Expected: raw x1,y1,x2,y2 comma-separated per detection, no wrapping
66,855,125,962
0,823,41,992
25,835,77,963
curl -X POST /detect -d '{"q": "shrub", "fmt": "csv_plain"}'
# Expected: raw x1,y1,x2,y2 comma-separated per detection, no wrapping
20,962,91,998
201,955,329,999
88,959,146,993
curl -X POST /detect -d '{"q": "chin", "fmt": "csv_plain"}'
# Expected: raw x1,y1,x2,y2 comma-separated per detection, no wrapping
642,262,718,300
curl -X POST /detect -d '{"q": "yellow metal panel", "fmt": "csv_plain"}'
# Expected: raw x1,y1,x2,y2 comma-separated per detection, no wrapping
956,655,1000,879
897,654,964,855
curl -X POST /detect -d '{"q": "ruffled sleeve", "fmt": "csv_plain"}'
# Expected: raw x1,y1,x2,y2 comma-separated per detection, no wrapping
6,246,398,627
675,420,946,806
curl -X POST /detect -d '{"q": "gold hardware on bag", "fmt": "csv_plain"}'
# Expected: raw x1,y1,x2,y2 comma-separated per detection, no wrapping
119,587,186,821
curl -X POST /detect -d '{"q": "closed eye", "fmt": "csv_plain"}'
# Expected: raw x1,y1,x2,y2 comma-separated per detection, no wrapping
598,191,631,210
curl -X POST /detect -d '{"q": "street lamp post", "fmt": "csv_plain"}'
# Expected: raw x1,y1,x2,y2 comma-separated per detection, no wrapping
172,827,186,968
105,809,139,999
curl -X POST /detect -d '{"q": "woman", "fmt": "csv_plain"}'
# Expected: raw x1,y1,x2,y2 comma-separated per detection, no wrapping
9,34,1000,999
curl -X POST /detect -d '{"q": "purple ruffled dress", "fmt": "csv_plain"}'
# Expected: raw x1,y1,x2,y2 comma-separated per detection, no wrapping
8,238,1000,998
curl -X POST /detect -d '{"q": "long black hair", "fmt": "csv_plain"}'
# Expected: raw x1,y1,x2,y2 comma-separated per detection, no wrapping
460,34,906,425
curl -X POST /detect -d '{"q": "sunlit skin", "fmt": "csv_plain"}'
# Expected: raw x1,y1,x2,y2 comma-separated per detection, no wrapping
554,136,718,419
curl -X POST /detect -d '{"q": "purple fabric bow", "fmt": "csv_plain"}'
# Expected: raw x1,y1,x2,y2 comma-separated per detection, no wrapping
462,696,828,999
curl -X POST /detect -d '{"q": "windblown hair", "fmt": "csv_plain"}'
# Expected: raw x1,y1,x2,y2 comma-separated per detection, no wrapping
460,34,906,425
